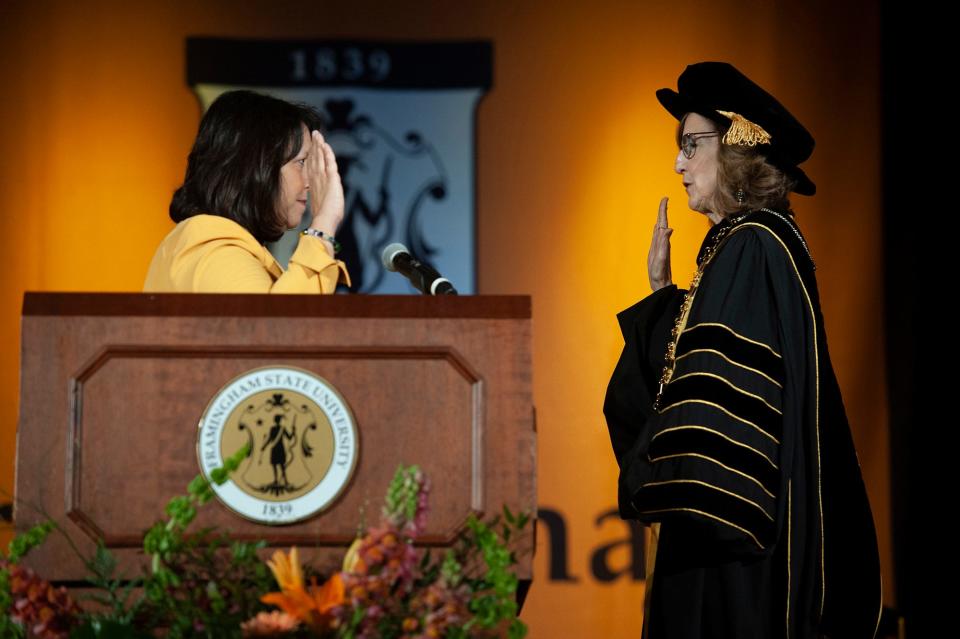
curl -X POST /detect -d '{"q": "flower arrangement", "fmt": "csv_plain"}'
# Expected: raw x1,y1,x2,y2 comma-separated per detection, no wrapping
0,448,529,639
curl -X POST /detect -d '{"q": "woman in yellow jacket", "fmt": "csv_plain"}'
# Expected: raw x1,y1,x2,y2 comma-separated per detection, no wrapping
144,90,349,293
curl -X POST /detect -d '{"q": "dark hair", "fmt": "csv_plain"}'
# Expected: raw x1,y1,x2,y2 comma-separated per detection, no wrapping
170,90,322,243
678,113,798,217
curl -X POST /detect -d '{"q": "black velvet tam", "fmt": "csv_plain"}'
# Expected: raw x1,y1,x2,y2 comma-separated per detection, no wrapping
657,61,817,195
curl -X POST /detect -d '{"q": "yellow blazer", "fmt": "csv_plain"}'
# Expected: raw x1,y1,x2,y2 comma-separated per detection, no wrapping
143,214,350,293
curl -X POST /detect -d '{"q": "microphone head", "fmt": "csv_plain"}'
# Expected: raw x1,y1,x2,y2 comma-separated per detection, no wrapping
381,243,409,272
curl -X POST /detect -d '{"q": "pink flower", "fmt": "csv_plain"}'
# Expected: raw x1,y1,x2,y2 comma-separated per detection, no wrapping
240,610,300,637
2,560,79,639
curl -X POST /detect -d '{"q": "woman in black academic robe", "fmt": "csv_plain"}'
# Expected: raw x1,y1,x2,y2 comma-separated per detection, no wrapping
604,62,882,639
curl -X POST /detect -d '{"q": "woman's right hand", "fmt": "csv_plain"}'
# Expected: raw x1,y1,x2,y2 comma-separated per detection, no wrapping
648,196,674,292
307,130,345,238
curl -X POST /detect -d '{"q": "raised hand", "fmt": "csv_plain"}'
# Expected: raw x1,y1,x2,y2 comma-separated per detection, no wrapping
647,196,674,292
307,130,345,238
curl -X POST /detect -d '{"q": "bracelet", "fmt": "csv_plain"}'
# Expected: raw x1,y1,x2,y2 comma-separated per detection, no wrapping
301,228,341,254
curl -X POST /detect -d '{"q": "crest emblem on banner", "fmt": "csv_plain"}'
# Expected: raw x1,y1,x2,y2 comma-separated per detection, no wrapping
196,366,359,524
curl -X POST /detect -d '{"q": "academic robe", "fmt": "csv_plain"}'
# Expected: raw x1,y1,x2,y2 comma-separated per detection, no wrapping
604,209,882,638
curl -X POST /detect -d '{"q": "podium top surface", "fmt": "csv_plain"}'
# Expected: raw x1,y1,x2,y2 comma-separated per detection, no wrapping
22,293,531,319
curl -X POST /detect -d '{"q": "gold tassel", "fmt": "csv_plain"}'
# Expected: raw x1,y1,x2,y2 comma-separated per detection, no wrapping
717,110,772,146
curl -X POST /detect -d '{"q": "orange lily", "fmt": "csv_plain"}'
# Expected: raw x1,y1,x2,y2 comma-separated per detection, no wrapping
261,547,345,630
266,547,304,592
309,572,345,614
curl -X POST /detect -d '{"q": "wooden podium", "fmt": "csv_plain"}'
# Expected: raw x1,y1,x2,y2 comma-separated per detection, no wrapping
15,293,535,599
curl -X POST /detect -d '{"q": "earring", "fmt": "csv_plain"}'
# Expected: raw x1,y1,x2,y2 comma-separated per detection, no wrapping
735,189,746,205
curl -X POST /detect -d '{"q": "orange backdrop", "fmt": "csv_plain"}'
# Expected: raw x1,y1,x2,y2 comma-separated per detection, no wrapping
0,1,890,636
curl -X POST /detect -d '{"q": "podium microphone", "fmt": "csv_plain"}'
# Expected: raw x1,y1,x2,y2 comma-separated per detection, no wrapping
381,243,458,295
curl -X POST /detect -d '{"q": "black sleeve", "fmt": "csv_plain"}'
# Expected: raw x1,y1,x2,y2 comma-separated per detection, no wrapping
603,283,686,519
619,228,790,558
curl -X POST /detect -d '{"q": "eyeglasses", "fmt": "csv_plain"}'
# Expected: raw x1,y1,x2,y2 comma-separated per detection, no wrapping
680,131,720,159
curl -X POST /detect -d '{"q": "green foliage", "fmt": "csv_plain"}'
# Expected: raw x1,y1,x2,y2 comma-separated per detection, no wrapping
140,530,272,638
136,444,273,637
6,521,55,563
76,543,141,627
0,567,24,639
143,445,248,588
1,445,258,639
3,455,533,639
383,464,422,527
440,549,462,588
456,506,530,639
